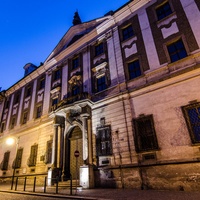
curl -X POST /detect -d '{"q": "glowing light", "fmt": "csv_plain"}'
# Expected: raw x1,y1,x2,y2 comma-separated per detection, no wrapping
6,138,15,145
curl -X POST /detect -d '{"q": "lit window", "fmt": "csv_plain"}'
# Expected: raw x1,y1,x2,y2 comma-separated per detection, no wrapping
128,60,141,80
167,39,187,62
122,25,134,41
156,1,172,21
96,125,112,156
95,43,104,57
182,103,200,143
134,115,159,152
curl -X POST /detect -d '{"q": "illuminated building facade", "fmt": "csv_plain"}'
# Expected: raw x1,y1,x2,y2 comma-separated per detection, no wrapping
1,0,200,191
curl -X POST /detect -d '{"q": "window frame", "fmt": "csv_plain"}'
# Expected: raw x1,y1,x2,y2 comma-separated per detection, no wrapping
96,125,112,157
182,102,200,144
36,105,42,119
156,1,173,21
46,140,53,164
95,43,104,57
22,111,28,124
28,144,38,167
122,24,134,41
133,115,159,153
14,148,23,169
127,59,142,80
53,69,61,81
1,151,10,171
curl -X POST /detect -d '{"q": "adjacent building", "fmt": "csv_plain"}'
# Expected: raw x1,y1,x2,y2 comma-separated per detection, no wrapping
1,0,200,191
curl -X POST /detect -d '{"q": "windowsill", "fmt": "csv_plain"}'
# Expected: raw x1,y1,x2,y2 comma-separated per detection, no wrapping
156,12,177,28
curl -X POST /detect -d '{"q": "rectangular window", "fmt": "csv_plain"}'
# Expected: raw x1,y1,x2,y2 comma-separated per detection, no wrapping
128,60,142,80
22,111,28,124
97,75,107,92
25,85,31,98
10,117,16,129
14,148,23,169
46,140,53,164
96,125,112,156
167,39,187,63
14,92,20,105
182,103,200,143
72,57,79,70
95,43,104,57
156,1,172,21
53,69,61,81
134,115,159,152
5,100,9,109
36,105,42,119
1,151,10,170
39,77,45,90
28,145,38,167
72,85,80,96
122,25,134,41
0,122,5,133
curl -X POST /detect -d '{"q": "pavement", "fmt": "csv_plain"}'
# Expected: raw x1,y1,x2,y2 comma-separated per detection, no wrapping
1,184,200,200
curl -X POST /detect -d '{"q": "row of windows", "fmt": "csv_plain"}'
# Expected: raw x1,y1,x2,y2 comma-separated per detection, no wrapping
0,141,52,171
96,102,200,157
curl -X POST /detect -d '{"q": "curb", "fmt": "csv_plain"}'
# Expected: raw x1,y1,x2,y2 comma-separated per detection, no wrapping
0,190,98,200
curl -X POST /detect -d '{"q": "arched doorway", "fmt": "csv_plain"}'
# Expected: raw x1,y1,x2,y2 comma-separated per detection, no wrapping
68,126,83,179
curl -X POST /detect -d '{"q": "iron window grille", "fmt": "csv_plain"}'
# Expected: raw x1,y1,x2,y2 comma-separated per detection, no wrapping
128,60,142,80
167,39,187,63
28,145,38,167
1,151,10,170
96,125,112,156
134,115,159,152
156,1,172,21
182,102,200,144
122,25,134,41
13,148,23,169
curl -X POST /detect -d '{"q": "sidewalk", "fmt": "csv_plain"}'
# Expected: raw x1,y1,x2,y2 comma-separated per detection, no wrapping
1,184,200,200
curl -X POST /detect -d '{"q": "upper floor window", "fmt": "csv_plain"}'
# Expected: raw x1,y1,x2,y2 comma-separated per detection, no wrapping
5,100,9,109
53,69,61,81
13,148,23,169
128,60,142,80
39,77,45,90
72,57,79,70
96,125,112,156
1,151,10,171
14,92,20,105
36,105,42,119
97,75,107,92
72,85,80,96
156,1,172,21
182,103,200,144
122,25,134,41
25,85,31,98
10,116,16,129
167,39,187,63
22,111,28,124
28,144,38,167
134,115,159,152
95,43,104,57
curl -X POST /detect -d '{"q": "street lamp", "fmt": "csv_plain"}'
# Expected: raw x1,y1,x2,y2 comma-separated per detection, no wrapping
6,137,19,190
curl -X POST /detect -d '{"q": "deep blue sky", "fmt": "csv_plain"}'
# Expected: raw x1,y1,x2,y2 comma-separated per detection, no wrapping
0,0,129,90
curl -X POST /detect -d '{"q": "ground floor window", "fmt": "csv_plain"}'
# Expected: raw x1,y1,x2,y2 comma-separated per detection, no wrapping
134,115,159,152
1,151,10,170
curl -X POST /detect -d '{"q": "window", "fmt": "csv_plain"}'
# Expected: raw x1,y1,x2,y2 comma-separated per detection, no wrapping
53,69,61,81
0,122,5,133
134,115,159,152
156,1,172,21
5,100,9,109
14,148,23,169
95,43,104,57
182,103,200,143
25,85,31,98
14,92,20,105
22,111,28,124
52,98,58,106
36,105,42,119
28,145,38,167
128,60,142,80
10,117,16,129
46,140,53,164
72,57,79,70
167,39,187,63
97,75,107,92
39,77,45,90
96,125,112,156
72,85,80,96
122,25,134,41
1,151,10,170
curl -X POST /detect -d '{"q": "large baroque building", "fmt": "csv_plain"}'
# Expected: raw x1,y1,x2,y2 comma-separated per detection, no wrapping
1,0,200,191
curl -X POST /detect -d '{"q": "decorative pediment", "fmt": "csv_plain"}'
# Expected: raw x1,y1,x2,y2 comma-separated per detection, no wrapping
68,75,82,85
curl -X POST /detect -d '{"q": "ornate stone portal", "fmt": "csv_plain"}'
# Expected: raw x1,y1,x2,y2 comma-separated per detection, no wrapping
49,103,94,188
